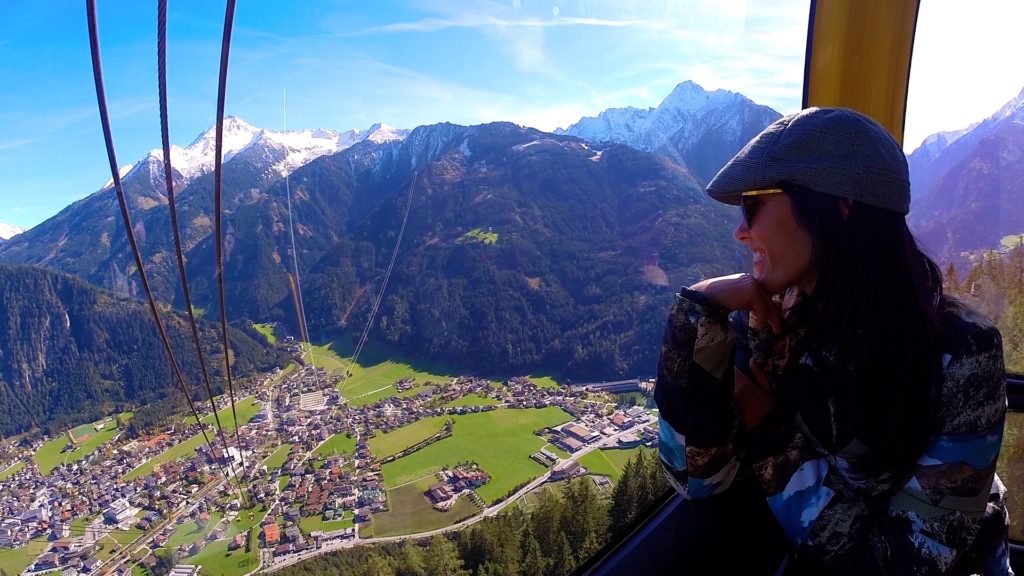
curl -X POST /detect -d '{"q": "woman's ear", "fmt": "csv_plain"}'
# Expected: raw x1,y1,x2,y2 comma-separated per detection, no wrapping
840,198,852,218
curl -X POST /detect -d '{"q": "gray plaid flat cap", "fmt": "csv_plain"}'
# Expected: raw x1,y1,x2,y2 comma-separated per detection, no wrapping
706,107,910,214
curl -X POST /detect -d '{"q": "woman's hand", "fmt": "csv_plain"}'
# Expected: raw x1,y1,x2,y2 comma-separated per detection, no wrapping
690,273,784,334
735,359,775,432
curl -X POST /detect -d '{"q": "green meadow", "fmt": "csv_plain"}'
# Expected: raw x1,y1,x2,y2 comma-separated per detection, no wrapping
368,416,448,460
368,476,480,537
577,447,649,483
298,514,354,535
381,407,573,503
315,434,357,458
35,414,132,475
461,228,499,244
0,461,25,481
0,540,47,576
253,323,277,343
443,393,500,408
302,344,456,404
263,444,293,470
184,527,259,576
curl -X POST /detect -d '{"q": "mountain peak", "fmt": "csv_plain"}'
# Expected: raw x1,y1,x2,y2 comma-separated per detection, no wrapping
0,222,26,240
560,80,780,182
365,123,410,144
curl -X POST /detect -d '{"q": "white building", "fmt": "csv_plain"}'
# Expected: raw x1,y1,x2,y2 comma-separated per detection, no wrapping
104,498,133,524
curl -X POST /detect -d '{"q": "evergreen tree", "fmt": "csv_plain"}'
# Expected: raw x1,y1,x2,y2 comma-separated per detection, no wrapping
423,535,468,576
366,554,397,576
549,533,576,576
396,543,426,576
609,456,638,534
561,477,608,563
520,525,548,576
532,488,566,559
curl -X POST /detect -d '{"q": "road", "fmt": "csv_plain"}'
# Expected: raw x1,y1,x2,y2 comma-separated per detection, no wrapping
261,419,653,573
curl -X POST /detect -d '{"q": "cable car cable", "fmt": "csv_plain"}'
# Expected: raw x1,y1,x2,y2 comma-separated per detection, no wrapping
341,175,418,405
210,0,249,483
282,88,324,394
157,0,249,508
85,0,239,501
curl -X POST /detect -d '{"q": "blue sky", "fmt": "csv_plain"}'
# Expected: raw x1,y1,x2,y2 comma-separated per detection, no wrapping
1,0,1022,230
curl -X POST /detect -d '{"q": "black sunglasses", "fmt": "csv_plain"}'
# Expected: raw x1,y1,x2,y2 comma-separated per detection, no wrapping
740,188,784,228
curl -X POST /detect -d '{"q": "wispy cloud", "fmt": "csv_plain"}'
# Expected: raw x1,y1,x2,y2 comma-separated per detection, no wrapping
342,16,664,35
0,137,39,151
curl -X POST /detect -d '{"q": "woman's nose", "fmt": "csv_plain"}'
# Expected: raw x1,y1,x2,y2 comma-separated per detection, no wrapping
734,219,750,242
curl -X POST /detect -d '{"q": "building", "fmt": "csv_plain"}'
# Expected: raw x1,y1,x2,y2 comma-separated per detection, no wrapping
561,423,600,443
104,498,133,524
262,524,280,546
551,461,584,480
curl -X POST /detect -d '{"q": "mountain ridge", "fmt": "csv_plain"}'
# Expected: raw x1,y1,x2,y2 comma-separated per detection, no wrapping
557,80,782,183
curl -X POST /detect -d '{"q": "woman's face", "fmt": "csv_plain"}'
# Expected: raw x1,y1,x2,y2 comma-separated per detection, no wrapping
734,192,818,295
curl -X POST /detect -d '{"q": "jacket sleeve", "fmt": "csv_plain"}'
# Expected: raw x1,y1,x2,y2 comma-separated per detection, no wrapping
654,287,744,499
750,319,1009,574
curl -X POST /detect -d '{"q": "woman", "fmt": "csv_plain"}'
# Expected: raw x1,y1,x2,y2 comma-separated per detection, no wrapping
654,107,1011,575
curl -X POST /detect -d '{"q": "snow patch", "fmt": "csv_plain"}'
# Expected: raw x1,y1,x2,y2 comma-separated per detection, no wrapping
0,222,26,240
103,116,411,192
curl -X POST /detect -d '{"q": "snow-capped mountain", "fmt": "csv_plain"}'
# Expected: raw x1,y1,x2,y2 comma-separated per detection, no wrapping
103,116,409,195
909,86,1024,202
0,222,25,240
908,86,1024,261
557,80,781,183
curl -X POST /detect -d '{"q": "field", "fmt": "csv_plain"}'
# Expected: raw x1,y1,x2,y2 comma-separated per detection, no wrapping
184,527,259,576
167,512,225,548
227,506,267,538
368,476,480,537
304,344,456,403
253,323,277,343
0,539,47,575
263,444,293,470
71,515,91,537
315,434,357,458
348,383,433,407
298,514,354,535
124,434,205,480
527,376,562,390
368,416,447,459
35,414,132,475
186,397,261,429
462,228,499,244
577,447,648,483
0,461,25,481
444,394,500,408
381,407,572,503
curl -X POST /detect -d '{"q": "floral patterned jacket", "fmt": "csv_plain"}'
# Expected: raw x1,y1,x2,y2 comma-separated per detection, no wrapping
655,285,1012,575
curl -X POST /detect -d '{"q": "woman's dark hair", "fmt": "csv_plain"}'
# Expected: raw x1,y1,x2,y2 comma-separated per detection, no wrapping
783,182,942,480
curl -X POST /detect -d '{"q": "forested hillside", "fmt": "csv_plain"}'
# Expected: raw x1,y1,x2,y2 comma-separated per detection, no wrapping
942,244,1024,373
0,265,288,436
